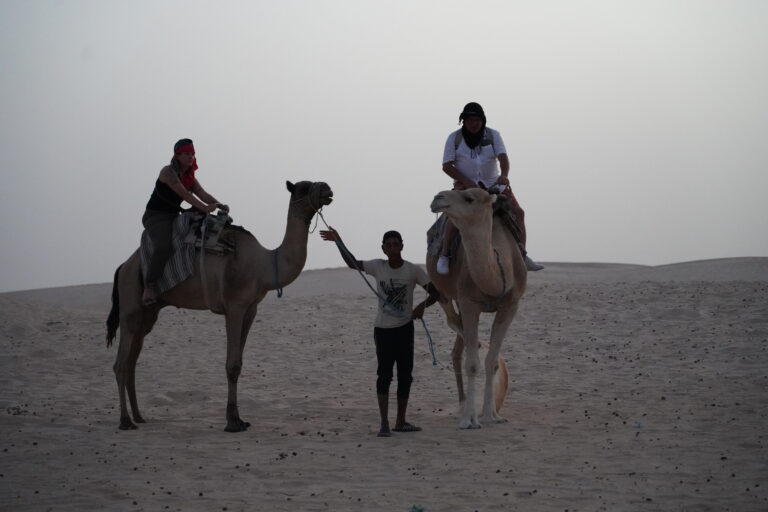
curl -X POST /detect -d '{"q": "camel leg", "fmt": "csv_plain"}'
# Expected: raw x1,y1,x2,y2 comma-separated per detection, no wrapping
457,300,482,430
114,329,142,430
480,301,518,424
113,306,158,430
224,305,257,432
126,307,160,425
126,337,147,425
437,299,466,407
437,298,462,333
451,333,465,406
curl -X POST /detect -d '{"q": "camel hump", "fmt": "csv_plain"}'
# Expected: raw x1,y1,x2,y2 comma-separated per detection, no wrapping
490,194,523,246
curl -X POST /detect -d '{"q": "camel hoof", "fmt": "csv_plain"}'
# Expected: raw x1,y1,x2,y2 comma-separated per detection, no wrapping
133,414,146,424
480,414,506,425
119,417,138,430
224,420,250,433
457,419,482,430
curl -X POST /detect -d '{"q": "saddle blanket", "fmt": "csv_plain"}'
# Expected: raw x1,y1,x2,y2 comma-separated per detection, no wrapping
427,213,450,259
139,211,235,295
139,212,198,296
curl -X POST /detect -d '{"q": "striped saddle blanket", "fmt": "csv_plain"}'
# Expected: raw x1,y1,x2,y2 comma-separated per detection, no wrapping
139,212,234,295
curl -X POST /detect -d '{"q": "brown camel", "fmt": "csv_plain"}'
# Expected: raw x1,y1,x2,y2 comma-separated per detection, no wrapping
427,188,526,429
106,181,333,432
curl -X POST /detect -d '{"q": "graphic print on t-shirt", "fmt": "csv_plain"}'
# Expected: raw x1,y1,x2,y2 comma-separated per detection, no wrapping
380,278,407,316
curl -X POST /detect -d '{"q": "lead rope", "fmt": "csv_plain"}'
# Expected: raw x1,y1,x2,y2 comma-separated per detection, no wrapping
313,212,440,366
310,206,443,366
334,238,440,367
273,248,283,298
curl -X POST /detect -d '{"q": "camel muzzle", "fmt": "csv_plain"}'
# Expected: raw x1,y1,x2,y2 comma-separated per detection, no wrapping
430,193,449,213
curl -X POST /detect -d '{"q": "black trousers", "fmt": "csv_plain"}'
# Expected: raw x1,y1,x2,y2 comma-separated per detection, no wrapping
374,321,414,399
141,209,178,287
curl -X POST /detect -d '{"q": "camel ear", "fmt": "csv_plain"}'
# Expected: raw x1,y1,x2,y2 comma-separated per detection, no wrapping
286,181,295,193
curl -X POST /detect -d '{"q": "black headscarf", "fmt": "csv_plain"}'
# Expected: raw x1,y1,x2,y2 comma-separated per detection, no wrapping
459,102,487,149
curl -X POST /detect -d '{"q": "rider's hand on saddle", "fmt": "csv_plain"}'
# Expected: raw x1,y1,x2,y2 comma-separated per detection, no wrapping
216,203,230,212
204,203,217,214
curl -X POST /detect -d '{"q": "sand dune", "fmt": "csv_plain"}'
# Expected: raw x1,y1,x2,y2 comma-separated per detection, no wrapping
1,259,767,511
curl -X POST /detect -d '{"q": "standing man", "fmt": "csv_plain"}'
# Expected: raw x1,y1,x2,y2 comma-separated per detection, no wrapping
320,228,439,437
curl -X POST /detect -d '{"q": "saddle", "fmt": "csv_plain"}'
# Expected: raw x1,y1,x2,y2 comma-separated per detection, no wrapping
184,210,237,255
140,210,238,296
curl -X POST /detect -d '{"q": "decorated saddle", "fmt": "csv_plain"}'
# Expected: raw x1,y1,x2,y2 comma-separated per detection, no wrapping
139,211,236,295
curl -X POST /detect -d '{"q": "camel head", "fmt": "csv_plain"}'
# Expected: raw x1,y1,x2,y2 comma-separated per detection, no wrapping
286,181,333,221
430,188,496,231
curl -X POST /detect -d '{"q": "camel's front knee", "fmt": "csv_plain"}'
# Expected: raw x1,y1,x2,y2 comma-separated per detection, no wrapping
113,359,129,380
484,355,499,375
226,362,242,382
464,359,480,378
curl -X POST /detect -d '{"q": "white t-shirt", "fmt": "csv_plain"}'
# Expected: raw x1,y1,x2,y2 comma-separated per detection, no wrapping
362,259,430,329
442,127,507,188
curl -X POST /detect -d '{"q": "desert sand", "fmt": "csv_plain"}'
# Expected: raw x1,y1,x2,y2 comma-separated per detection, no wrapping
1,258,767,511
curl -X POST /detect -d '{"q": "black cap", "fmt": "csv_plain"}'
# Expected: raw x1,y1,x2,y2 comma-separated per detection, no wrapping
459,102,486,122
382,230,403,244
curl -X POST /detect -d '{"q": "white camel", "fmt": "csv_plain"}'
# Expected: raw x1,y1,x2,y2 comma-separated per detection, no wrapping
427,188,526,429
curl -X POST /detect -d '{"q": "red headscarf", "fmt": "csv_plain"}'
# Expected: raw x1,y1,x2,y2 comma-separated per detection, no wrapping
174,143,198,188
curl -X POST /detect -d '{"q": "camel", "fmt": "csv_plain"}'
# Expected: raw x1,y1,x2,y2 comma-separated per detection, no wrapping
427,188,526,429
106,180,333,432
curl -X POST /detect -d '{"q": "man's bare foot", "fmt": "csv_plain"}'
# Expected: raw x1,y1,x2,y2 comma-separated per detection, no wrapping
393,422,422,432
377,423,392,437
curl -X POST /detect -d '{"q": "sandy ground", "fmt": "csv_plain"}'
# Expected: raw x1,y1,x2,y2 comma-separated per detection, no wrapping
1,258,767,511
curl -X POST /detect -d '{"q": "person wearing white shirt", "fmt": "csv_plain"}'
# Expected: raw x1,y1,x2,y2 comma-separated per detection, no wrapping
438,102,543,274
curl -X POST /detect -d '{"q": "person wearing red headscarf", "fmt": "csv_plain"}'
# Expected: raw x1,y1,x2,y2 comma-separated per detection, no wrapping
141,138,229,305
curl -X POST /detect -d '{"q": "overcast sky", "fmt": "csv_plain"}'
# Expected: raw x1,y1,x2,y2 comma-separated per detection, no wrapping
1,0,766,293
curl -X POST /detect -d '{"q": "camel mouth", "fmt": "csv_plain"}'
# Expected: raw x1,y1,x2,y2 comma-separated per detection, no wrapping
430,196,449,213
430,204,448,213
319,190,333,206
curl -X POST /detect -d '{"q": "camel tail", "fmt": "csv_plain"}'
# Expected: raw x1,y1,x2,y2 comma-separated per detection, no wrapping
106,265,121,348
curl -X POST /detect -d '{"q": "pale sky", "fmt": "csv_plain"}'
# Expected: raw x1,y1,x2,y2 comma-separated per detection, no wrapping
1,0,767,293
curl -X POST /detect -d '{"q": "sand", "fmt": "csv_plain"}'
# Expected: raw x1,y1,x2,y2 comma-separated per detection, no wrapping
1,258,767,511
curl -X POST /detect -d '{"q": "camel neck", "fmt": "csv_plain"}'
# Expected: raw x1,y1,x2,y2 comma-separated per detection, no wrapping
271,202,311,290
459,217,509,297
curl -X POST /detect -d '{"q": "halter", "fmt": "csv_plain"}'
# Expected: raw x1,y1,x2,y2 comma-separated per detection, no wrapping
290,189,326,233
274,187,329,297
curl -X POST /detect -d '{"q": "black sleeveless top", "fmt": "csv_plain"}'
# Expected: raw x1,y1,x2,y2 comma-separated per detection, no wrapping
146,179,184,213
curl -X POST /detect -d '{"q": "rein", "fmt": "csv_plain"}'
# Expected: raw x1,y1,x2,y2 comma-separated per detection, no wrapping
272,248,283,298
290,193,326,233
486,247,507,310
316,213,440,366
